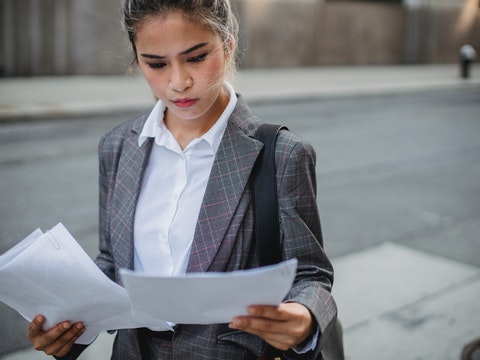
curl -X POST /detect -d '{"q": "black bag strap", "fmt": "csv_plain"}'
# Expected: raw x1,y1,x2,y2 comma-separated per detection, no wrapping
252,124,345,360
252,123,288,266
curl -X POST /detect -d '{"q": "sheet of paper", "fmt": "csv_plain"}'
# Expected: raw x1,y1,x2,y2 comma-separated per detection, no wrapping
120,258,297,324
0,223,169,345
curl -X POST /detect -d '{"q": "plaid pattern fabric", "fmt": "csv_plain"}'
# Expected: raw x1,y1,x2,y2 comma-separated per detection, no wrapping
88,97,337,360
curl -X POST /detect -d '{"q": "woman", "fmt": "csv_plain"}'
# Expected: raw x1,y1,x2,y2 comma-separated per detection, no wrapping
27,0,337,359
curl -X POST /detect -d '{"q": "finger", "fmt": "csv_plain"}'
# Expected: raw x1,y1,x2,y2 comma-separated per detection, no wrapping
247,305,285,320
55,332,81,357
41,322,85,357
230,304,313,349
31,321,72,351
27,315,46,339
60,324,85,354
230,318,294,351
248,303,306,322
247,322,300,351
230,314,286,337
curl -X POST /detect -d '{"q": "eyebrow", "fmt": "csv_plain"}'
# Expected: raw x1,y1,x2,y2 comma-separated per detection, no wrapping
140,42,209,59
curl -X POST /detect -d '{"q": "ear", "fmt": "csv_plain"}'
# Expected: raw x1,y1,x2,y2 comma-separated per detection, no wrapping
224,36,236,61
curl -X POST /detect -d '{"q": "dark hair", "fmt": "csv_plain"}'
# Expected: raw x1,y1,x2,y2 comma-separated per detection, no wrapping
122,0,239,76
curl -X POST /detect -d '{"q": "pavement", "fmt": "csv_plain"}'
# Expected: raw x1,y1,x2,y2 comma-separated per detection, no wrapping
1,64,480,359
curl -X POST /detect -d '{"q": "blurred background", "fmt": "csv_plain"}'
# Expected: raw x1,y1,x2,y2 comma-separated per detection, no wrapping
1,0,480,77
1,0,480,359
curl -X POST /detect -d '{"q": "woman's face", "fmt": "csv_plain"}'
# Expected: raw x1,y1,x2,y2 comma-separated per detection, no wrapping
135,11,231,126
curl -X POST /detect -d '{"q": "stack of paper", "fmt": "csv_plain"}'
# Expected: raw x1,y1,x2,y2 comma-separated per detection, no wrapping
0,223,297,345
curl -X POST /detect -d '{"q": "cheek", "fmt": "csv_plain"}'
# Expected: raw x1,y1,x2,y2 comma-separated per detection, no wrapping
201,58,227,84
142,70,166,91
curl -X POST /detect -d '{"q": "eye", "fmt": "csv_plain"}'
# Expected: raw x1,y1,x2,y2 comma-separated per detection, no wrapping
188,53,208,63
147,62,166,69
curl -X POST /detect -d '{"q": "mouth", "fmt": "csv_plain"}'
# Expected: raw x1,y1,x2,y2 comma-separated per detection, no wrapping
171,98,199,108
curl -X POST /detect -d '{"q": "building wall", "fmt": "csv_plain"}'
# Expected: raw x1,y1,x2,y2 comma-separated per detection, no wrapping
239,0,408,67
240,0,480,68
1,0,479,76
1,0,129,76
314,1,406,65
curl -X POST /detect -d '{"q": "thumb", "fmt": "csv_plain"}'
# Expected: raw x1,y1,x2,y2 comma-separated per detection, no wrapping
27,315,46,339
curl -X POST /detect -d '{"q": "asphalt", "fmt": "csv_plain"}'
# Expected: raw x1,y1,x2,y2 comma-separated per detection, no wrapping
1,64,480,360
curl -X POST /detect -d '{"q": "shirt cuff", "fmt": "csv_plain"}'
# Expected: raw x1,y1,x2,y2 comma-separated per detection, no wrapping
292,324,319,354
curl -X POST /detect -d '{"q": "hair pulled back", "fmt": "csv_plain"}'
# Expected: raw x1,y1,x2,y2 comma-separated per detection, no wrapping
122,0,239,77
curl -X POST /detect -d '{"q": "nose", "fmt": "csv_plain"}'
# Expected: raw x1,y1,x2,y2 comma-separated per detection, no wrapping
169,64,193,92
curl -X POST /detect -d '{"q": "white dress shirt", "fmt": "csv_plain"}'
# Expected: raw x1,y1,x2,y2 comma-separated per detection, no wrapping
134,82,237,276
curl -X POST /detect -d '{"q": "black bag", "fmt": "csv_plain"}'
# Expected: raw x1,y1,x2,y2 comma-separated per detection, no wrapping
252,124,344,360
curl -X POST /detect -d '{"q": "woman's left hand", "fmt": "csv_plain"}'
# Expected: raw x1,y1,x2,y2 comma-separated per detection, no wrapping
229,302,314,351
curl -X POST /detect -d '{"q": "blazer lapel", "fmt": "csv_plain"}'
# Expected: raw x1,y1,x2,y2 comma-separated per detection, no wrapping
187,104,263,273
110,118,153,271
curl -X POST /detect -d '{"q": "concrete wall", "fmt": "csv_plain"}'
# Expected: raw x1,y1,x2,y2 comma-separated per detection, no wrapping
240,0,480,68
240,0,407,67
1,0,479,76
1,0,129,76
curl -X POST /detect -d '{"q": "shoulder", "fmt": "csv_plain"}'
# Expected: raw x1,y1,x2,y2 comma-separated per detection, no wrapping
99,112,148,152
229,96,316,162
227,95,262,137
276,127,316,161
274,128,317,182
233,95,314,149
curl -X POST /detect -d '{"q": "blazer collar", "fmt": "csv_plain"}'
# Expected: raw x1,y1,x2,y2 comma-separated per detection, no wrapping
110,113,152,271
187,97,263,272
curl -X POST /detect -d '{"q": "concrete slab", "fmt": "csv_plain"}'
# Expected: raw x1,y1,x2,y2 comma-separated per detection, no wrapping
2,332,114,360
344,275,480,359
0,76,153,120
331,242,480,359
331,242,480,329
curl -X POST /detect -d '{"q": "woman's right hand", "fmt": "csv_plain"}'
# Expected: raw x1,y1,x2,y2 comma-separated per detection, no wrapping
27,315,85,357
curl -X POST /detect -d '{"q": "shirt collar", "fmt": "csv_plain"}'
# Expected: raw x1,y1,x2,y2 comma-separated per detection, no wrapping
138,100,166,146
138,82,237,155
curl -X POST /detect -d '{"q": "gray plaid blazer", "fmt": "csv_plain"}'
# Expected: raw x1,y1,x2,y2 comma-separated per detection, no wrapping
82,97,336,359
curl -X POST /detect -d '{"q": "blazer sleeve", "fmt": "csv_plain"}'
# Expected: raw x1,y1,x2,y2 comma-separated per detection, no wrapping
275,130,337,359
94,134,117,282
53,135,118,360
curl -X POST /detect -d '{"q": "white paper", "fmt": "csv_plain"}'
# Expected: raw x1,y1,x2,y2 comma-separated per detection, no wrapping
0,223,153,344
120,258,297,324
0,223,297,345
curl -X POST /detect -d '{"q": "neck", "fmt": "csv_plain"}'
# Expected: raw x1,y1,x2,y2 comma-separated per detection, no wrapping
165,87,229,150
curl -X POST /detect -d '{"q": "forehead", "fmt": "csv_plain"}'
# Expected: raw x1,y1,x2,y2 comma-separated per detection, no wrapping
135,11,219,47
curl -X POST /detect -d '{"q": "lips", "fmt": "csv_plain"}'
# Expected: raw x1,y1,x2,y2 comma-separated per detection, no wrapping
172,98,198,108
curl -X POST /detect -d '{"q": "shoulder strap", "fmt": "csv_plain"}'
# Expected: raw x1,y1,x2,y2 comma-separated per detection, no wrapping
252,123,288,266
253,124,345,359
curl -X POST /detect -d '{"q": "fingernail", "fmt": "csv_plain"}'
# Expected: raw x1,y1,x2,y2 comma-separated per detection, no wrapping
230,319,241,328
62,323,71,330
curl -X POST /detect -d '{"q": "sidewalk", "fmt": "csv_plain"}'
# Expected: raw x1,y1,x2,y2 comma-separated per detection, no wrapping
1,65,480,359
0,64,479,121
